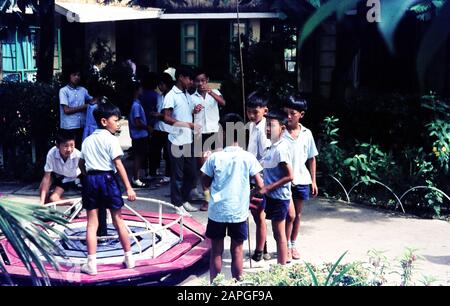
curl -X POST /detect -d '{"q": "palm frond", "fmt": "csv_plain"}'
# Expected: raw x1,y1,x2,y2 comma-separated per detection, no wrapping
0,199,68,286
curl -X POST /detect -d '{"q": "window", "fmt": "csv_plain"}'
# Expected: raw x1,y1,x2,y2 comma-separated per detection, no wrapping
284,29,297,73
181,21,198,66
1,27,62,82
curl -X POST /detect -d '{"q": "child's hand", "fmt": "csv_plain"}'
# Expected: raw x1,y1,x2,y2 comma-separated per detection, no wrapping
193,104,204,114
311,183,318,197
126,187,136,201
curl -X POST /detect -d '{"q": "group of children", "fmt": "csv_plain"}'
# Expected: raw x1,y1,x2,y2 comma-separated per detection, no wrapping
39,64,318,280
202,91,318,282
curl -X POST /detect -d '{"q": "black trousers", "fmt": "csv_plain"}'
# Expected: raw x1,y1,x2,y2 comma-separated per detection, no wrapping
148,130,171,177
168,141,196,207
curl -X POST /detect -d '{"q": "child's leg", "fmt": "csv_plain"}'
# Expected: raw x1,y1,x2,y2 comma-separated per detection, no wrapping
285,199,295,244
230,239,244,281
250,207,267,253
290,198,304,243
110,209,131,252
133,152,142,181
272,220,288,265
86,209,99,255
210,238,224,283
48,186,65,203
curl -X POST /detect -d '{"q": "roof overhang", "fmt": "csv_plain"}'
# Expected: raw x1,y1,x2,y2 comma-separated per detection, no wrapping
55,2,162,23
160,12,281,19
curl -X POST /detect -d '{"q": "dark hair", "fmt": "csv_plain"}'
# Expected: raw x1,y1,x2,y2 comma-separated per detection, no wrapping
55,130,75,145
159,72,175,87
175,65,195,80
141,71,158,90
63,64,81,83
284,95,308,112
246,91,268,108
130,80,141,93
193,67,208,79
93,102,121,127
265,108,288,126
219,113,244,143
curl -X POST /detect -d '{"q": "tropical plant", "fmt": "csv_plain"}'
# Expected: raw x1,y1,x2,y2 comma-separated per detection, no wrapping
298,0,450,87
0,198,68,286
318,116,344,179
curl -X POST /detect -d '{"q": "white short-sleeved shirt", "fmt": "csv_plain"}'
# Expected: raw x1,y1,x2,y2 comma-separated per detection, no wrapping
283,125,318,185
81,129,124,172
44,146,81,183
247,117,271,162
201,146,263,223
162,86,194,146
191,89,221,134
154,94,173,133
59,85,92,129
261,138,292,200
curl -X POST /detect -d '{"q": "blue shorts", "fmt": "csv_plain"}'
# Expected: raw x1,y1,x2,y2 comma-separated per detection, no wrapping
82,171,124,211
206,219,248,241
292,184,310,201
264,196,290,221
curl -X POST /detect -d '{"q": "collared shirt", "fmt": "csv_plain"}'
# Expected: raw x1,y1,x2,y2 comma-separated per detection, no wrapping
261,138,292,200
154,94,173,133
129,99,149,139
247,117,271,162
191,89,221,134
283,125,319,185
162,85,194,146
44,146,81,183
59,84,92,129
201,146,263,223
81,129,123,172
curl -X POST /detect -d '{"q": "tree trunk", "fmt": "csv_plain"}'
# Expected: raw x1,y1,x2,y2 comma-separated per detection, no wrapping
36,0,55,83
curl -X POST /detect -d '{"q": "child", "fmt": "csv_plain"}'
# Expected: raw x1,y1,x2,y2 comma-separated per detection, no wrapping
283,95,318,261
259,109,294,265
79,102,137,275
148,72,174,184
162,65,201,215
191,68,226,211
39,130,81,205
83,82,108,142
245,91,272,261
129,81,149,188
201,113,264,282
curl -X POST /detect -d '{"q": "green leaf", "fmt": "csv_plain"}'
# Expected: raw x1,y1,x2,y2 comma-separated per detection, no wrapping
324,251,349,286
378,0,420,53
417,0,450,88
305,262,319,286
299,0,360,48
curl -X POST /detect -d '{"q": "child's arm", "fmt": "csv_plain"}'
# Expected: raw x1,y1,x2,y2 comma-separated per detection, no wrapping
134,117,147,130
307,156,318,196
201,173,213,190
207,88,226,107
259,162,293,195
113,157,136,201
163,108,201,133
78,158,86,176
38,172,52,205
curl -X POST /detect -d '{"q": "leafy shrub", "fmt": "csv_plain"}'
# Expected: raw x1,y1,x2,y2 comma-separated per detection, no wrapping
0,81,58,180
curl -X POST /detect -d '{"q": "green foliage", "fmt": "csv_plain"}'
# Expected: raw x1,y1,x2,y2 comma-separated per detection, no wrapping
343,142,395,186
0,198,68,286
208,248,434,286
0,82,59,180
318,116,344,179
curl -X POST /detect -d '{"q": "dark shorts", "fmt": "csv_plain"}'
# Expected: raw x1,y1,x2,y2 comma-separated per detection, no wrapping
82,171,124,210
132,137,149,159
292,184,310,201
264,196,290,221
206,219,248,241
51,173,77,191
201,132,219,151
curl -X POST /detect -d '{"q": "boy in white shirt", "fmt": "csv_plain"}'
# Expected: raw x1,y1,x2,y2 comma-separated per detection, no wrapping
39,131,81,205
283,95,318,261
